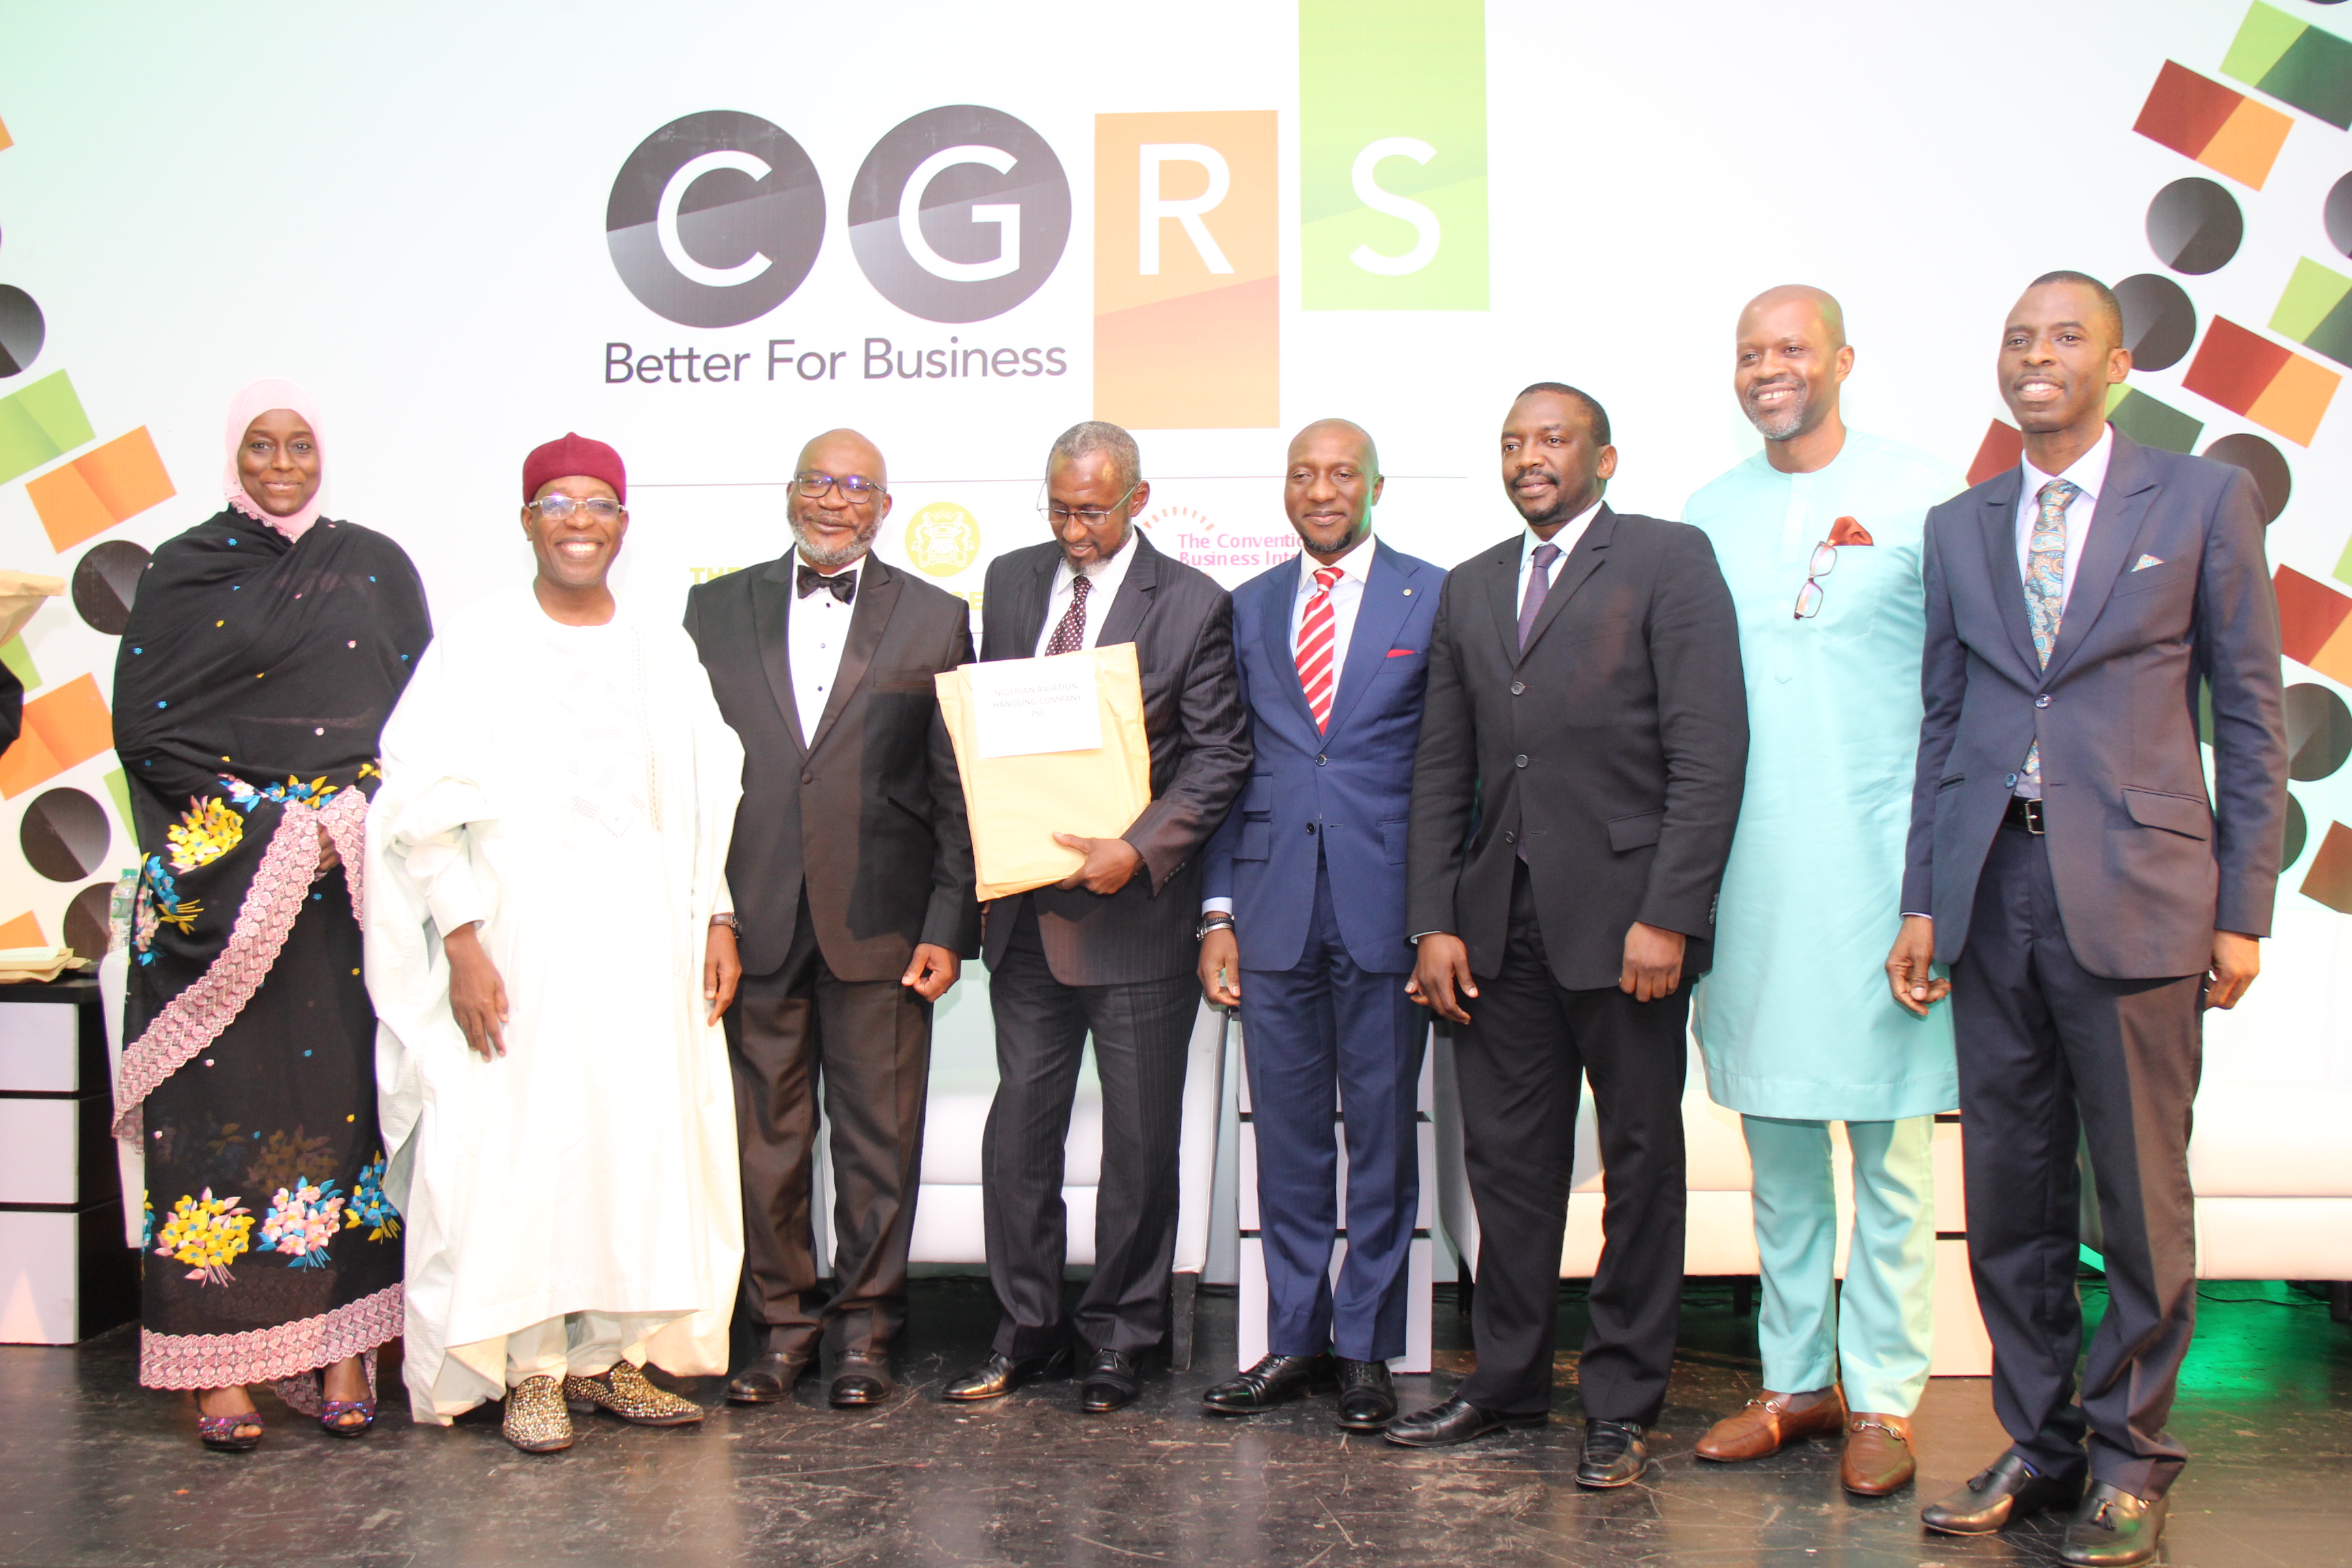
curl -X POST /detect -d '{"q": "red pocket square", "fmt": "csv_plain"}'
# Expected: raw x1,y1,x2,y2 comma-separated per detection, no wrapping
1386,647,1417,657
1828,516,1874,546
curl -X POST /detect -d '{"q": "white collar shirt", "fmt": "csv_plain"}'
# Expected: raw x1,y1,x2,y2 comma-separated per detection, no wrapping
1034,531,1141,657
2014,425,2113,615
787,553,862,747
1516,497,1605,607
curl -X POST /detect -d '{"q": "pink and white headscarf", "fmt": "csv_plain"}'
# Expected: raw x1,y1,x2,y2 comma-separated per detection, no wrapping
223,377,328,542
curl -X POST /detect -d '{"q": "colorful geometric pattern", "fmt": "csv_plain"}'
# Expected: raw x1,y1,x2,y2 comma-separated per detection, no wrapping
2274,566,2352,686
2180,316,2339,444
2300,821,2352,914
2269,257,2352,369
24,427,174,552
0,912,45,947
2221,3,2352,131
2133,60,2296,189
2105,385,2205,453
0,371,94,486
1965,419,2023,487
0,673,114,800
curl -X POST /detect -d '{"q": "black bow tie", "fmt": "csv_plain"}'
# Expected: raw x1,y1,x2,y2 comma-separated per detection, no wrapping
796,563,855,604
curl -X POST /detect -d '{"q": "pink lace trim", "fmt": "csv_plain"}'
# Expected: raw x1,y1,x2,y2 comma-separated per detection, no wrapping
140,1281,401,1390
112,787,370,1142
269,1345,378,1415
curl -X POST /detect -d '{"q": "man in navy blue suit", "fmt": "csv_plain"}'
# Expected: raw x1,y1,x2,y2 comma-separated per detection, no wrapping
1196,419,1443,1432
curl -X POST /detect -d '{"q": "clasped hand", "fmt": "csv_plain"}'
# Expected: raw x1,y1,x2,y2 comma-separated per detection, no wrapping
1054,833,1141,896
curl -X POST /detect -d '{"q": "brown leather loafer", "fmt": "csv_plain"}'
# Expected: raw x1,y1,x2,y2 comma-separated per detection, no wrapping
1839,1412,1916,1495
1694,1388,1846,1462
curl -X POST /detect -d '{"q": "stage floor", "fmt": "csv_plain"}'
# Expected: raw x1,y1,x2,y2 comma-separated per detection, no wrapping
3,1277,2346,1567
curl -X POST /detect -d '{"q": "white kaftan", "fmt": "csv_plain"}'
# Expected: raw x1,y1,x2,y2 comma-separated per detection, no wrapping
364,587,744,1423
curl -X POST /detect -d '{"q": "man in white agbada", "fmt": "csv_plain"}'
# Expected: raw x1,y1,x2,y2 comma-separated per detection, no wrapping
366,433,745,1453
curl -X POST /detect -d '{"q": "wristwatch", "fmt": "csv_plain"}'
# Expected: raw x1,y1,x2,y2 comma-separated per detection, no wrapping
1196,912,1235,941
710,912,740,934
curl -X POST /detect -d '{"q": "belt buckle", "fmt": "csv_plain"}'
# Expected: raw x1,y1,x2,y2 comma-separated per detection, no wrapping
2022,798,2045,835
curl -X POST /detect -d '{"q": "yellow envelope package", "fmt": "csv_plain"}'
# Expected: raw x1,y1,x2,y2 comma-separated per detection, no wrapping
935,642,1153,900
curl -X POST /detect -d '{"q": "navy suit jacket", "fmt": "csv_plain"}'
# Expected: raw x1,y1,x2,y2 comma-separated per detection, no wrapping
1904,431,2287,978
1202,540,1443,975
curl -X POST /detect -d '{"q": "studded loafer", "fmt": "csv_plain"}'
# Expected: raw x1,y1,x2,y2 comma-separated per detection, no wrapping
563,1360,704,1426
502,1374,575,1453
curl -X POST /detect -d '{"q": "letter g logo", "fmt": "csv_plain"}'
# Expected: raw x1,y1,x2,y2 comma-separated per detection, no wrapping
607,111,825,327
849,105,1070,323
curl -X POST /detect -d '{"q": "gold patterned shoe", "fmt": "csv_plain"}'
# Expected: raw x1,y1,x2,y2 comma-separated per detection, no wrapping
502,1375,574,1453
563,1360,704,1427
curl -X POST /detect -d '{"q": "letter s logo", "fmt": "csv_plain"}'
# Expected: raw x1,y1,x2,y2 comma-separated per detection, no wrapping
606,111,825,328
1348,138,1441,276
850,105,1070,324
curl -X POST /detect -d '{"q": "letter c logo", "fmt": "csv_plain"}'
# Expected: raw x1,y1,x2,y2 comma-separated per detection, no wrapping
606,111,825,329
657,150,776,288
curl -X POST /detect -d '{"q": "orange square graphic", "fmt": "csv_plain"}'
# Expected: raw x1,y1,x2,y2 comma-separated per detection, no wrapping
2200,96,2293,189
0,913,45,948
2302,822,2352,915
0,116,12,154
2274,565,2352,672
0,674,114,799
2244,350,2339,446
25,427,176,551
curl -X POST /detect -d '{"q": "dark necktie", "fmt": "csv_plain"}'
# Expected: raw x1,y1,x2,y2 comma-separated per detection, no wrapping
1517,540,1563,651
1044,573,1092,656
797,563,855,604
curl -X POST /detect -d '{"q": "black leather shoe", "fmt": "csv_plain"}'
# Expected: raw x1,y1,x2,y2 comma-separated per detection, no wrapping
1577,1418,1650,1488
1335,1358,1396,1431
2060,1482,2168,1567
1201,1352,1335,1415
725,1350,812,1405
829,1354,892,1409
1921,1452,2087,1535
941,1345,1072,1403
1382,1395,1546,1448
1080,1348,1143,1413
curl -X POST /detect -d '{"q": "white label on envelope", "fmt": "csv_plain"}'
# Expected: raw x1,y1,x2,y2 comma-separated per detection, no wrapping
968,655,1105,759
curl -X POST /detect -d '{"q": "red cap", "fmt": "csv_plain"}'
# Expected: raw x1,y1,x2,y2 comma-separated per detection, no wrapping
522,432,626,504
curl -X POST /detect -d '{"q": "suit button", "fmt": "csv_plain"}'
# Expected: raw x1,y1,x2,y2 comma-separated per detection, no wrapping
1511,681,1525,696
1305,823,1318,835
2006,772,2019,787
1503,830,1516,845
801,772,815,785
1316,755,1328,766
2036,693,2051,708
1514,754,1529,768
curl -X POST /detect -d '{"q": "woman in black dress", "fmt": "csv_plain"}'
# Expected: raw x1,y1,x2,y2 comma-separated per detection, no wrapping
111,380,430,1449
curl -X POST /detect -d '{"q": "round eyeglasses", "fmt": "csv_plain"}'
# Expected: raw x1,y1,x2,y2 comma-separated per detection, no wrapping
527,495,624,523
1793,540,1838,619
794,471,885,501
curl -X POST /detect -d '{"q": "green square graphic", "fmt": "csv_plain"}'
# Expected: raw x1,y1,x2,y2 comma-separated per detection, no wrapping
1301,0,1487,310
2106,386,2204,453
0,634,38,691
2272,257,2351,342
2221,2,2304,86
2225,1,2352,128
0,371,95,485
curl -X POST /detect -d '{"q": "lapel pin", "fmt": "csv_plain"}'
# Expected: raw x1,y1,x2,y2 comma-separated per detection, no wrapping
1403,587,1413,595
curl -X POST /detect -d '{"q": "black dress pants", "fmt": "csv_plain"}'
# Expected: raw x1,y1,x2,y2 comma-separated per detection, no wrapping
1452,864,1688,1423
727,885,932,1361
982,894,1200,1358
1953,823,2204,1500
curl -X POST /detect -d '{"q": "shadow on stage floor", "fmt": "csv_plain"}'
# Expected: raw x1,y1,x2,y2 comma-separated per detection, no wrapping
3,1276,2347,1567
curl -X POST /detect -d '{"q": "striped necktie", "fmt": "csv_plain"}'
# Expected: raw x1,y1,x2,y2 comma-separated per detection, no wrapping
2019,478,2080,794
1296,565,1343,732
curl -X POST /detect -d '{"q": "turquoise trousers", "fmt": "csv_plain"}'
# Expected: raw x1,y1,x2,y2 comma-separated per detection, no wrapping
1742,1114,1936,1416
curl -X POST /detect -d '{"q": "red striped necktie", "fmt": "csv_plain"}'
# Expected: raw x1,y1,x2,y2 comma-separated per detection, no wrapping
1296,565,1343,733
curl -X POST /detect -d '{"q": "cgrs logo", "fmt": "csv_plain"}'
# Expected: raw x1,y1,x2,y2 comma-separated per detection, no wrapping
608,107,1069,329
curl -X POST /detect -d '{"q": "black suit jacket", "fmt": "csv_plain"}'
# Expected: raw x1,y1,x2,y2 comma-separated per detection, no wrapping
685,551,979,981
1406,506,1749,990
1904,433,2287,977
978,530,1251,985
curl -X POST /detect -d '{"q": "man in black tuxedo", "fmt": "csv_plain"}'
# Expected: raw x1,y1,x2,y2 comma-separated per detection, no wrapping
941,421,1250,1414
1893,274,2285,1567
684,428,979,1410
1394,385,1746,1484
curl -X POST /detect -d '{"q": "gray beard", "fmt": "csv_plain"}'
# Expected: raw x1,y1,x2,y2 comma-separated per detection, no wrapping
791,517,879,569
1745,388,1808,442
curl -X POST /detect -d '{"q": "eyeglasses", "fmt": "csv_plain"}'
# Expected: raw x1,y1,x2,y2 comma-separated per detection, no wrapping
1793,540,1837,619
794,471,885,501
527,495,624,522
1037,479,1142,526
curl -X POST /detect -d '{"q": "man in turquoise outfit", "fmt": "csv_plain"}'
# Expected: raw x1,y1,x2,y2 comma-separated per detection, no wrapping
1685,286,1960,1496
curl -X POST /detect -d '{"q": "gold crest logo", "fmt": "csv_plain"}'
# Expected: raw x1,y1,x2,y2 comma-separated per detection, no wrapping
904,502,981,577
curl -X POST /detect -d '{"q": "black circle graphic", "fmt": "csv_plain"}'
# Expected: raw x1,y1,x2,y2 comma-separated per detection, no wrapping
20,788,110,883
0,284,43,378
2285,794,2308,870
2146,178,2244,274
72,540,150,634
848,105,1070,324
2285,682,2352,781
2327,172,2352,258
63,881,113,959
2202,433,2292,523
2114,274,2198,370
606,112,824,329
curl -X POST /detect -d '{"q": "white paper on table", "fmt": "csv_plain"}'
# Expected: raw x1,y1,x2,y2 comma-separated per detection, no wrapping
966,653,1105,760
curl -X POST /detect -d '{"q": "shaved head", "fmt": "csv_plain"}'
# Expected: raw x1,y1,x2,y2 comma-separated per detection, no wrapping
1284,417,1384,561
790,427,891,569
1287,417,1379,476
1737,284,1846,350
1733,284,1855,465
796,427,887,487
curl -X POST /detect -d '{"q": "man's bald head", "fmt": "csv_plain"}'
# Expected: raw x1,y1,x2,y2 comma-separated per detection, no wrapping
1734,284,1855,455
1737,284,1846,351
796,427,887,489
789,427,892,570
1284,417,1384,562
1287,417,1379,478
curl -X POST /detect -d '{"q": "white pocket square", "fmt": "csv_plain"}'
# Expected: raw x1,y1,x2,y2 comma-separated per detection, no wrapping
2132,554,2165,571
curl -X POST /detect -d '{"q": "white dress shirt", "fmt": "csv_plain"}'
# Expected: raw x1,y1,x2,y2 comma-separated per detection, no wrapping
1032,532,1141,656
2014,425,2113,615
788,553,861,747
1518,497,1605,608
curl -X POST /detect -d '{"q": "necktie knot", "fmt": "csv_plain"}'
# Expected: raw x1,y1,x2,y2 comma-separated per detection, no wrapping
2037,478,2080,517
796,563,855,603
1071,574,1092,602
1531,542,1563,572
1311,565,1343,593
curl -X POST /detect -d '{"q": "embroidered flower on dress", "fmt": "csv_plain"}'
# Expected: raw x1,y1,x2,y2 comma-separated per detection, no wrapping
155,1189,253,1285
140,1192,155,1248
133,855,202,963
258,1177,346,1267
345,1152,401,1241
216,773,342,813
167,796,245,871
246,1126,333,1196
